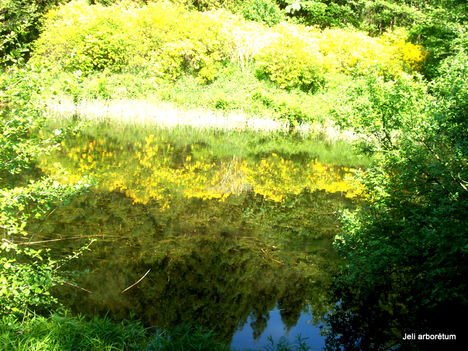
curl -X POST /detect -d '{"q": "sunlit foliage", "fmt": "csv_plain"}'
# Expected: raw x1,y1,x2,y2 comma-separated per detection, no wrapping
31,0,425,87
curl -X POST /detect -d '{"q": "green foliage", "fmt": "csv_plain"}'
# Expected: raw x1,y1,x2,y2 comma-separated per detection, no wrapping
251,90,309,126
148,325,229,351
325,48,468,348
0,66,91,319
430,50,468,147
255,33,325,92
30,0,423,91
240,0,284,26
0,67,47,175
409,18,467,79
0,313,148,350
281,0,358,28
0,0,64,66
279,1,451,34
332,73,430,151
174,0,242,11
0,66,84,179
0,242,60,318
37,64,350,126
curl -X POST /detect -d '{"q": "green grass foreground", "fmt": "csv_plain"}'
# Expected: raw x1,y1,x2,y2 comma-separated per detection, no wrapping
0,314,148,351
0,314,311,351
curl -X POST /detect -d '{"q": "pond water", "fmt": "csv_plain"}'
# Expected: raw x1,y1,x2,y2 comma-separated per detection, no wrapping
27,125,362,349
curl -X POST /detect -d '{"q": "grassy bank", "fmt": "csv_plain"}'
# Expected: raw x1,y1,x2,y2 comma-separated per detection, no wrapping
0,314,312,351
38,65,344,124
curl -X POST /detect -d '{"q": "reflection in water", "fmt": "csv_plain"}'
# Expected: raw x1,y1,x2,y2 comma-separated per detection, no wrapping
41,133,363,207
29,129,361,346
231,307,324,350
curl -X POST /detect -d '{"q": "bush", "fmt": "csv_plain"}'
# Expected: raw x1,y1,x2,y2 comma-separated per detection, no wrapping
0,0,64,66
325,52,468,349
31,1,426,87
0,66,91,319
255,25,326,92
254,24,425,92
240,0,284,26
315,27,426,75
32,0,231,80
0,0,39,65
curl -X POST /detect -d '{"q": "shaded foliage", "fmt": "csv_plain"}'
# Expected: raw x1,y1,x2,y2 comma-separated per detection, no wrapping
325,46,468,350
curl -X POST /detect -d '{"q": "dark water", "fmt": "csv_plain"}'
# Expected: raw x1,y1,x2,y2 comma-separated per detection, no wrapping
27,127,361,349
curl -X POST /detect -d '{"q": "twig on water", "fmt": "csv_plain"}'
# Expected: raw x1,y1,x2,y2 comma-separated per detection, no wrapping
17,235,113,245
55,279,92,293
121,268,151,293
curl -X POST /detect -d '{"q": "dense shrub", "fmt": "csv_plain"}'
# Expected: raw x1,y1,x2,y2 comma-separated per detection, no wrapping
325,50,468,349
315,27,426,75
31,0,425,89
0,0,64,65
240,0,284,26
255,41,325,92
32,0,231,80
254,24,326,92
0,66,91,318
254,24,424,91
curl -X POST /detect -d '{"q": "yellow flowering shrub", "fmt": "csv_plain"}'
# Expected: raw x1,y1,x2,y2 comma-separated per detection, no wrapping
252,23,425,89
32,0,425,83
33,1,143,73
33,0,231,81
255,24,326,92
313,27,426,75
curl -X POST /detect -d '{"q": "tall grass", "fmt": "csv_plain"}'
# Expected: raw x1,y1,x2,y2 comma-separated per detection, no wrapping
0,315,312,351
39,65,354,125
0,314,148,351
148,325,229,351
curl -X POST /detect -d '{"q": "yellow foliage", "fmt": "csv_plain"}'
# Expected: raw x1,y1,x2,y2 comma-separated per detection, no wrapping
33,0,425,81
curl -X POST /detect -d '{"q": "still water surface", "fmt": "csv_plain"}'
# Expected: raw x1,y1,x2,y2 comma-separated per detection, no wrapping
30,126,361,349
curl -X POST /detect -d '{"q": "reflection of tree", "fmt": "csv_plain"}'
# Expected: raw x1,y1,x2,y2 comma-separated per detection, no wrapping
324,284,468,351
250,308,270,340
277,276,308,331
28,190,337,343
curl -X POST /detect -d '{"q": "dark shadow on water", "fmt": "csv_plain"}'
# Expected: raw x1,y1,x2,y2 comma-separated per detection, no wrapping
24,189,342,345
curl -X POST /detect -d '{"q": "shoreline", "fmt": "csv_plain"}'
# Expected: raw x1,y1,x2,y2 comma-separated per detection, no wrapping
46,97,357,141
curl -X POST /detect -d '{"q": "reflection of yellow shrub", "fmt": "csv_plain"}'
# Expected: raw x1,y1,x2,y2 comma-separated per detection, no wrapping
40,135,364,209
